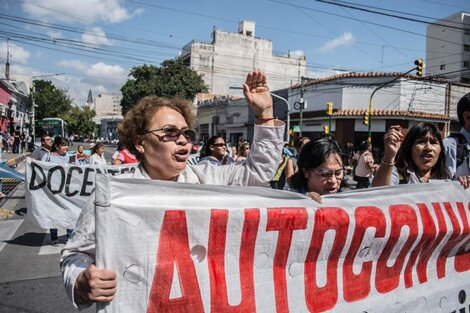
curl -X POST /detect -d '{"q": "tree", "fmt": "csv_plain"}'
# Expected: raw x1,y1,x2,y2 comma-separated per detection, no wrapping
120,59,208,114
33,80,73,120
61,105,97,137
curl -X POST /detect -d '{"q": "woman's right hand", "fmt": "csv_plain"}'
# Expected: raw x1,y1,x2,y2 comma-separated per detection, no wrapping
383,125,403,163
307,191,322,204
74,264,117,305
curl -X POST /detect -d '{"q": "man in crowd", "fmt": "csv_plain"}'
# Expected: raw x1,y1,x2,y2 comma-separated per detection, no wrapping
444,92,470,179
30,134,52,161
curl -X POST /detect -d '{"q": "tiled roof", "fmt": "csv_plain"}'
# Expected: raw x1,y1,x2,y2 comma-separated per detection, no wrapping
290,109,449,121
292,72,449,88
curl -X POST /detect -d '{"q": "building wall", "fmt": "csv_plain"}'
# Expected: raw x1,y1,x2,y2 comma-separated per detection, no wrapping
426,12,470,83
93,94,123,118
182,22,307,97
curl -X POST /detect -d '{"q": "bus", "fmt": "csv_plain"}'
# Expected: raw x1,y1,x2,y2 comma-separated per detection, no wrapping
35,118,69,143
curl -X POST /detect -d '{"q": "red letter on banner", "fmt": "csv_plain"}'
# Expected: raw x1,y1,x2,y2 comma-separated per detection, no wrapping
376,204,418,294
207,209,259,312
437,202,470,278
266,207,308,312
454,202,470,273
343,206,385,302
147,210,203,313
304,207,349,313
404,203,444,287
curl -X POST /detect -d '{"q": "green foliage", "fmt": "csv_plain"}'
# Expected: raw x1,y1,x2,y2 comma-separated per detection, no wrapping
33,80,73,120
61,105,97,137
120,59,208,114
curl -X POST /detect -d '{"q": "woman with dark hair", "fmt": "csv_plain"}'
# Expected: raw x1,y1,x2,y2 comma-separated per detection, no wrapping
354,140,377,189
236,142,250,161
90,142,106,165
372,122,450,186
291,137,344,202
199,135,234,165
111,142,137,165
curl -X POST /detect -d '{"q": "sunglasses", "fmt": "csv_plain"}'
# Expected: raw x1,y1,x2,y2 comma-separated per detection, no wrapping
146,126,195,143
312,168,344,180
212,143,226,148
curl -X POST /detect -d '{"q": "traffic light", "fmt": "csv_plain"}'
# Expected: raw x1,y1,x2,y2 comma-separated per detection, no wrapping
363,112,369,126
415,58,423,77
323,125,329,135
326,102,333,115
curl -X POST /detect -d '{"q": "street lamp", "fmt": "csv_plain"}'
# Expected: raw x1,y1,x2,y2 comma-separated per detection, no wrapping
30,73,64,143
269,92,290,142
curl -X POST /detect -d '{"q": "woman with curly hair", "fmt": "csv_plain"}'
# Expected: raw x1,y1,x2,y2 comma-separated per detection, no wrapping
61,70,285,308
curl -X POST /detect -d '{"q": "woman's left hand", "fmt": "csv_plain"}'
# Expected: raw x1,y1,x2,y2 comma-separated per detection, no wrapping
457,175,470,189
243,70,273,118
307,191,322,204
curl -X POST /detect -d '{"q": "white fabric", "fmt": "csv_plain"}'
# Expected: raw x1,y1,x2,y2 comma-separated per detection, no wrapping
60,122,285,308
355,151,374,177
84,178,470,312
90,153,107,165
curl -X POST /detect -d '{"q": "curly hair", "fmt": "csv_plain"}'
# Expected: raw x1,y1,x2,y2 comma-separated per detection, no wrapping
118,95,195,161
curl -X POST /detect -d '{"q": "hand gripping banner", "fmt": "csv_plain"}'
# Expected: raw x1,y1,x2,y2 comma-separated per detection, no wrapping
25,158,137,229
94,175,470,313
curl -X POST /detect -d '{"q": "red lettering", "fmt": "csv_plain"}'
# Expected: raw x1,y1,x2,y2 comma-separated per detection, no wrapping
147,210,203,313
266,207,308,312
207,209,259,312
376,204,418,294
454,202,470,273
304,207,349,313
438,202,469,278
343,206,385,302
404,203,440,287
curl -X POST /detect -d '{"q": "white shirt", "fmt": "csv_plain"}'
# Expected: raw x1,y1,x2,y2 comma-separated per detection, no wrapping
89,153,107,165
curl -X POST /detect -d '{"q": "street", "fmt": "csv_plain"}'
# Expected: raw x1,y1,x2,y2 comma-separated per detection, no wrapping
0,144,116,313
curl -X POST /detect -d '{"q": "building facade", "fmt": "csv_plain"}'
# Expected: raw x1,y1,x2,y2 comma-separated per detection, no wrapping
91,93,123,141
0,79,31,137
181,21,307,97
426,11,470,83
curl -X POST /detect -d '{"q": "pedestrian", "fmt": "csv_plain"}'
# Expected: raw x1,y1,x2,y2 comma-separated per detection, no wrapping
284,136,310,189
198,136,234,165
290,137,344,203
354,140,377,189
89,142,107,165
30,134,52,161
444,92,470,180
372,122,452,186
75,144,90,165
41,136,73,245
111,142,137,165
235,142,250,161
60,70,284,307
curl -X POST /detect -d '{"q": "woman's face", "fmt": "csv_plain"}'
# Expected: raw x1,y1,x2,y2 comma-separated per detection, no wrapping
411,131,441,175
138,107,192,180
304,153,343,195
57,143,69,156
210,138,226,160
231,146,237,156
78,145,84,154
96,146,105,156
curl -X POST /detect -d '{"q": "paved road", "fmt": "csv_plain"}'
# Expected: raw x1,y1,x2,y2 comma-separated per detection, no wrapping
0,144,116,313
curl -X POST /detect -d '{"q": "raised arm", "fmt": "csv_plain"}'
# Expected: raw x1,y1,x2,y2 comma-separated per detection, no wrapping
371,125,403,187
243,70,276,126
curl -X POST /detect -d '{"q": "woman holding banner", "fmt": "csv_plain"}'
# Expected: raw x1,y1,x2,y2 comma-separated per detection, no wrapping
60,70,285,308
290,137,344,203
371,122,451,186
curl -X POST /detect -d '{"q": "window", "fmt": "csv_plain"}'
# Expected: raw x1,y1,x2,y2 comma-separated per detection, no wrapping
464,61,469,68
465,45,470,52
440,64,446,70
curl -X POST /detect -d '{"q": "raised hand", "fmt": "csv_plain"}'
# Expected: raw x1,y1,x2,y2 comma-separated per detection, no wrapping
243,70,273,119
383,125,403,163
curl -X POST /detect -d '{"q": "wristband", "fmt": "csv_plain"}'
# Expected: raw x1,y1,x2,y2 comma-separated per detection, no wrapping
381,160,395,166
255,116,275,122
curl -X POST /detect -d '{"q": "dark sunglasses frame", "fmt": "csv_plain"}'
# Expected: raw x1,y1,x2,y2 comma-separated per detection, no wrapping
146,126,196,142
212,143,226,148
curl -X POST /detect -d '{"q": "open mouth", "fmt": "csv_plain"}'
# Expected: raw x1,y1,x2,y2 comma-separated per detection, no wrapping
421,153,434,162
175,149,190,162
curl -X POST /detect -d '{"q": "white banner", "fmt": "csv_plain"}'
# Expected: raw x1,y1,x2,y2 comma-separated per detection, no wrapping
94,176,470,313
25,158,137,229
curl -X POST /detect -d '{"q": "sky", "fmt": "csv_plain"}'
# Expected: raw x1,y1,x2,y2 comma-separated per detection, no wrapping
1,0,469,106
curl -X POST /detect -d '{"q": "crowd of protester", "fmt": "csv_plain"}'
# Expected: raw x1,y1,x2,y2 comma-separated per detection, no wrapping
23,70,469,307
